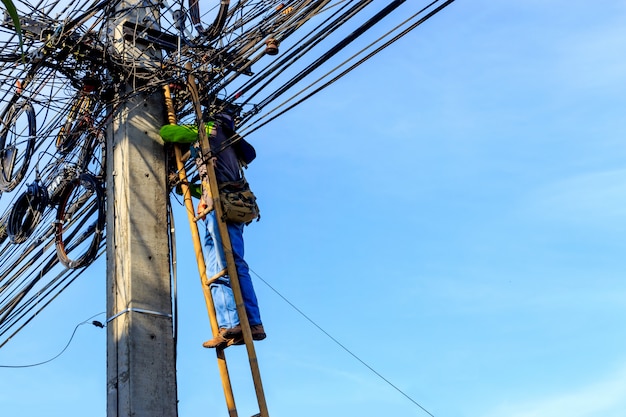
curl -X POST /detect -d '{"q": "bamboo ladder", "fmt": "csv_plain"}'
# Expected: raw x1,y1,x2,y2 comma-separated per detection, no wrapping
163,68,269,417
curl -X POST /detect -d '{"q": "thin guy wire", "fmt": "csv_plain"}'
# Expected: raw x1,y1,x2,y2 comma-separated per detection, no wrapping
249,267,436,417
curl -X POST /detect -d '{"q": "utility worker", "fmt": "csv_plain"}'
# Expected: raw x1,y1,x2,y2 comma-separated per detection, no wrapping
196,113,265,349
160,112,264,349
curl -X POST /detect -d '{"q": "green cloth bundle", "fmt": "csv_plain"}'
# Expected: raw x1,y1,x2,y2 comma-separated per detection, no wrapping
159,124,200,143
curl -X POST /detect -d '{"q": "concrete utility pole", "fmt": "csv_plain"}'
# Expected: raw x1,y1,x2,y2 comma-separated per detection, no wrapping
105,2,177,416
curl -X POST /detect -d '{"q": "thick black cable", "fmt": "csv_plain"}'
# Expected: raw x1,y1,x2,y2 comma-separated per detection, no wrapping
242,0,456,135
214,0,333,98
250,0,406,114
233,0,370,106
203,0,230,41
168,1,456,174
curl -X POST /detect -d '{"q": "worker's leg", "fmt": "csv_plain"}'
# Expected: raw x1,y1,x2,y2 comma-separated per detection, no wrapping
204,212,239,329
205,211,262,327
227,222,262,326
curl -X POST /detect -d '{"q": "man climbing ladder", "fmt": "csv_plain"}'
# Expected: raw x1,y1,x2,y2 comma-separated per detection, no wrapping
195,112,266,348
161,110,265,349
162,76,270,417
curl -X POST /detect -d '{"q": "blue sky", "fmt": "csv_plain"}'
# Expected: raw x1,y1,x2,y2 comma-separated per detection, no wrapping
2,1,626,416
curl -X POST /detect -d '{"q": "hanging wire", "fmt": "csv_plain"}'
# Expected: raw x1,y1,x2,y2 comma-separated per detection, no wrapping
249,267,435,417
0,311,105,367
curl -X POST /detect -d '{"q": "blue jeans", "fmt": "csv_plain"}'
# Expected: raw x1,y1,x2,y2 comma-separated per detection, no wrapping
204,211,262,329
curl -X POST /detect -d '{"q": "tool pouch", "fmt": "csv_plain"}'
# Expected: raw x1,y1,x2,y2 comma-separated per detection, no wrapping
219,178,260,224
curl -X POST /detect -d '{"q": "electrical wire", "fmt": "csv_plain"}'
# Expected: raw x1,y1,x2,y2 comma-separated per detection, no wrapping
0,0,457,366
0,0,114,343
249,267,436,417
241,0,456,136
0,311,105,368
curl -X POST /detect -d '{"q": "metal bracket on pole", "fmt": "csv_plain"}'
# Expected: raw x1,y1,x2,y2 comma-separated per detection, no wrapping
106,307,173,324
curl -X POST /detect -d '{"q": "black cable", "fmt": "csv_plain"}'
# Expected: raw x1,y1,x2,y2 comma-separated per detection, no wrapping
0,248,71,337
0,239,105,347
232,0,369,106
0,312,105,368
249,267,435,417
213,0,334,99
241,0,456,135
6,182,47,245
250,0,407,114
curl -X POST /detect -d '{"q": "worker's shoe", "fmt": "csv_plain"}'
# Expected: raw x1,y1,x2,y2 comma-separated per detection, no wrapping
222,325,242,338
202,326,243,349
250,324,266,341
202,332,228,349
226,324,264,341
224,325,244,345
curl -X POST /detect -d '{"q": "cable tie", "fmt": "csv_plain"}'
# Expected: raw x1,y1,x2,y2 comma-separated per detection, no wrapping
106,307,172,323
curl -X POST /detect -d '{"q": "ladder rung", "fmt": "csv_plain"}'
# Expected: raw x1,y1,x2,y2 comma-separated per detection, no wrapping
194,205,214,222
206,269,227,286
